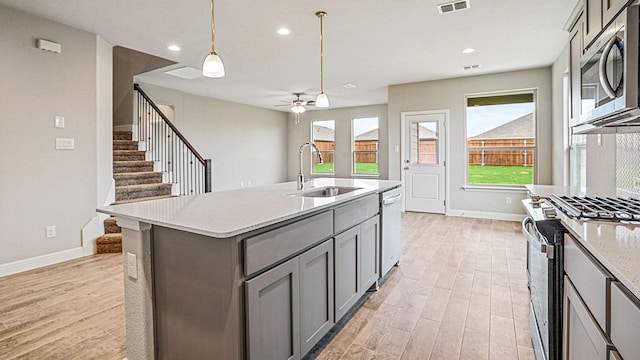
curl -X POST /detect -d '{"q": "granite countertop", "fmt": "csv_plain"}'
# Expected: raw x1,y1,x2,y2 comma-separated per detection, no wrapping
97,178,401,239
526,185,640,300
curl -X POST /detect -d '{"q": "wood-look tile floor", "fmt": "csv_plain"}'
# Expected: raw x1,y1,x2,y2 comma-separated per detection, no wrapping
0,212,533,360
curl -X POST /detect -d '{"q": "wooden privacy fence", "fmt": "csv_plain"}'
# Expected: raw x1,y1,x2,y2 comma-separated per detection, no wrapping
312,141,379,164
467,138,535,167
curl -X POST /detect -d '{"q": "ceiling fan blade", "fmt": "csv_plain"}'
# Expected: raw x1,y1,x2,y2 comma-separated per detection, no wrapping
275,104,291,107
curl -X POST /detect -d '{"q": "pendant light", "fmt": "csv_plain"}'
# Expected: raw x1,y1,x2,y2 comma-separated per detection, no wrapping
315,11,329,108
202,0,225,78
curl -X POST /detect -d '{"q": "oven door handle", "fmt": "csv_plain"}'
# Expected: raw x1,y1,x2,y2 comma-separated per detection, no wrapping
522,217,553,258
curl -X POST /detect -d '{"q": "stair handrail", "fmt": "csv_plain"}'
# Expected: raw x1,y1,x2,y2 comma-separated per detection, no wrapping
134,83,212,193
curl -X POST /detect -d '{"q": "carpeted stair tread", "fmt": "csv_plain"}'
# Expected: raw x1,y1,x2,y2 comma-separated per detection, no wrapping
114,171,163,186
113,194,175,204
113,140,138,150
103,217,121,234
116,183,172,201
113,160,154,173
113,131,133,141
113,150,146,161
117,183,172,192
97,233,122,254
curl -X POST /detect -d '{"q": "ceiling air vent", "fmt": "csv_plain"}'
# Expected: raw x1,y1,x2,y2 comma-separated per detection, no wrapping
462,64,481,70
437,0,470,14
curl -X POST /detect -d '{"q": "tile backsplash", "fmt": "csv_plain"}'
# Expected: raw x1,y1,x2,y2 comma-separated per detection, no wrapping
617,132,640,197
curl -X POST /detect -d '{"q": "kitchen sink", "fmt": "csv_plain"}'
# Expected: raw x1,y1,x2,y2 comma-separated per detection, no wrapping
288,186,363,198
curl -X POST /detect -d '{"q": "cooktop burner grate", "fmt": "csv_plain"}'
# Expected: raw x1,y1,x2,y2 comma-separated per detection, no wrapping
550,194,640,222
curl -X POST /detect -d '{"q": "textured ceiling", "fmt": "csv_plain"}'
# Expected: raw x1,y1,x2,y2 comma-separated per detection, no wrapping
0,0,581,111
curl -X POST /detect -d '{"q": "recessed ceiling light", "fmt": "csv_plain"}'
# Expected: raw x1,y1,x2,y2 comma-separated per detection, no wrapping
276,27,291,35
342,83,357,88
462,48,475,54
167,45,181,51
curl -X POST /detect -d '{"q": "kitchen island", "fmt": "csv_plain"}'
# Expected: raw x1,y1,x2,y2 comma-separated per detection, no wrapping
98,178,402,360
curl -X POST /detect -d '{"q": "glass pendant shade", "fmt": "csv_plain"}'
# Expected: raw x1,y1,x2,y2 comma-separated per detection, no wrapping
315,92,329,108
202,53,225,78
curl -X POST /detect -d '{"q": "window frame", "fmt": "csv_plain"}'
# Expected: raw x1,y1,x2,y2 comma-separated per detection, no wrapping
464,89,538,189
351,117,380,177
310,119,336,176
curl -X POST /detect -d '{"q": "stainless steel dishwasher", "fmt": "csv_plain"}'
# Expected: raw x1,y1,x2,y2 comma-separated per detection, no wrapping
380,187,402,278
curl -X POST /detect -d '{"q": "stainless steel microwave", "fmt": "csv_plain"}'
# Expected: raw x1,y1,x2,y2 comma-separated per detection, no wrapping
574,4,640,133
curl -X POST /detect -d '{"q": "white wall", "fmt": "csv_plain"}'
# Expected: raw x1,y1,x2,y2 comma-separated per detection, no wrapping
0,6,112,272
137,83,288,191
286,105,388,180
388,68,553,217
551,44,569,186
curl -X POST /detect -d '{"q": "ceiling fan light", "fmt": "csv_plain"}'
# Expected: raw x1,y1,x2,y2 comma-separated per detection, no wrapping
202,53,225,78
291,104,306,113
315,92,329,108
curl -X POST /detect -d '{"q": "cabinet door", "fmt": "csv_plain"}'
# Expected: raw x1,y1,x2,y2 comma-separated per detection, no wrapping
584,0,602,49
299,240,334,356
602,0,629,27
334,226,360,321
360,216,379,293
570,14,584,125
563,276,609,360
246,257,300,360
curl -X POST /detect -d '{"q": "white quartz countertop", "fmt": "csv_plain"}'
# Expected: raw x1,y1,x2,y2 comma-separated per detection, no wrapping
526,185,640,300
97,178,401,239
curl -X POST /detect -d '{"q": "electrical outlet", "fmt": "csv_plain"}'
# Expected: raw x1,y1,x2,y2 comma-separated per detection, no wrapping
46,225,56,238
55,116,65,128
127,252,138,279
505,197,512,205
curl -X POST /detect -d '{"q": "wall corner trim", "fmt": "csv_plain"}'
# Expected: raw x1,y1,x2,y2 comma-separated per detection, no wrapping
0,247,84,278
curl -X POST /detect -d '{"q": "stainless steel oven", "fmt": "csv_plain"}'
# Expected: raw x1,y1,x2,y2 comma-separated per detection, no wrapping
574,4,640,133
522,200,566,360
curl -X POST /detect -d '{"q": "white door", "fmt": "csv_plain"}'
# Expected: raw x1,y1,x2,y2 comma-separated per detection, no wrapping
401,111,446,213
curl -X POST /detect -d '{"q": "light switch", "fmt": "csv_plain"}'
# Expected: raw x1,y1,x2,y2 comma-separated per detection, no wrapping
55,116,65,128
127,252,138,279
46,225,56,238
55,138,74,150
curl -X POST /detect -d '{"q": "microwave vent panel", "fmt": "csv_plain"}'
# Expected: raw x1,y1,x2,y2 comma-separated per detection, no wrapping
437,0,470,14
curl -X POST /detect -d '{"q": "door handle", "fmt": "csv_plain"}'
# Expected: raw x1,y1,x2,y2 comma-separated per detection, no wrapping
403,166,409,170
599,35,621,99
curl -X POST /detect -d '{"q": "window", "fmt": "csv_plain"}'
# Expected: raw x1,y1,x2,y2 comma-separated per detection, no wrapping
570,133,586,192
352,117,379,175
466,92,536,186
311,120,335,173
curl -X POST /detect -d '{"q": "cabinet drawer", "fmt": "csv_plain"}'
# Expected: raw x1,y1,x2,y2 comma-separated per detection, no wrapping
610,282,640,360
564,234,614,333
334,194,379,233
244,211,333,276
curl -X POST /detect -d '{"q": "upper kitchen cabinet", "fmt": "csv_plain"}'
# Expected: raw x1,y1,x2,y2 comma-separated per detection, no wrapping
584,0,632,49
584,0,602,49
570,14,584,125
603,0,632,29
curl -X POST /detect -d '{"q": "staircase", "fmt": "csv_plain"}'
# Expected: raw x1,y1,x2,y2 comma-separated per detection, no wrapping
96,130,174,254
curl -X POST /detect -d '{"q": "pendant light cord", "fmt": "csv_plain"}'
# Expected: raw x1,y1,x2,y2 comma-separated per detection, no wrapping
211,0,216,55
317,11,326,94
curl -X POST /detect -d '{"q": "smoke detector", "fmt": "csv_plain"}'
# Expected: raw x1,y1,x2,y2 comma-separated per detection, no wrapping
437,0,470,14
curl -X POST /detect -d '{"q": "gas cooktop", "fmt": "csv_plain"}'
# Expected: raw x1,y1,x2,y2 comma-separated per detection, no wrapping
550,194,640,222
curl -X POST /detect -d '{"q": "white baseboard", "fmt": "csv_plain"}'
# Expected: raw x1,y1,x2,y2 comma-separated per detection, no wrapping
446,209,526,222
0,247,85,278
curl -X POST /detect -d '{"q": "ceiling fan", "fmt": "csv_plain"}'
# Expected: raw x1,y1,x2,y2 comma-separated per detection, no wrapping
276,93,315,114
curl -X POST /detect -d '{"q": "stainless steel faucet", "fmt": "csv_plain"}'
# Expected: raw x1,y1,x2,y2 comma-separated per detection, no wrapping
297,142,323,190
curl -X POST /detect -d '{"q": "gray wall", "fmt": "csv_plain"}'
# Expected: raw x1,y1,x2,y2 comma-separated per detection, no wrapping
388,68,553,216
0,6,112,265
137,83,288,191
286,105,388,180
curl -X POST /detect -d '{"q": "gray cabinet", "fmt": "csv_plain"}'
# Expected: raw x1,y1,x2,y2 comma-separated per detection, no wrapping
563,276,611,360
610,282,640,360
299,240,334,357
246,257,300,360
570,14,584,126
602,0,630,27
584,0,602,49
359,215,379,293
334,226,360,322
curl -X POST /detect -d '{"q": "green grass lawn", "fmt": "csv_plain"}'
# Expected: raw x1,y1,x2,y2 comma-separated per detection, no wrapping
468,165,533,185
313,162,379,175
